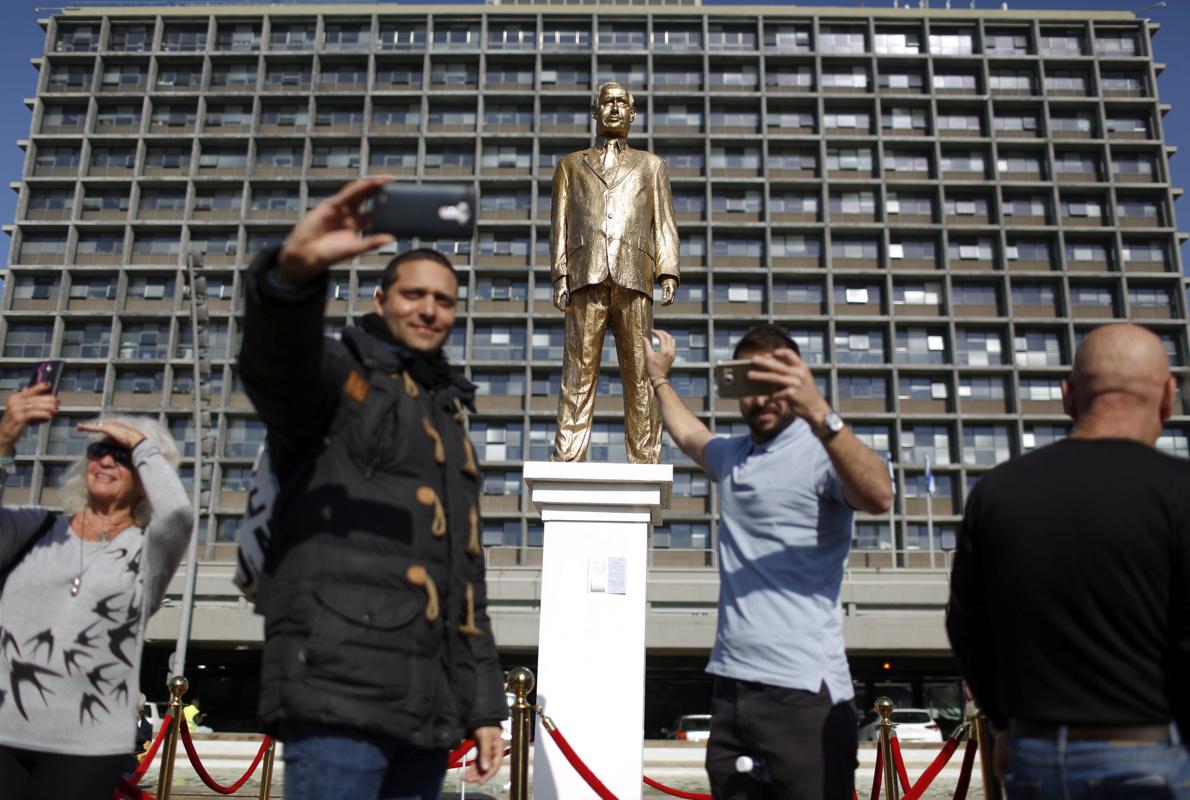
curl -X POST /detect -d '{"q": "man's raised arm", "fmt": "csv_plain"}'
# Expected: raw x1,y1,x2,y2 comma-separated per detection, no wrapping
643,330,714,469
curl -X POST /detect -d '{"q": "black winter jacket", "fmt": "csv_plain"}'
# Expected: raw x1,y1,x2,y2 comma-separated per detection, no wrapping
238,248,506,748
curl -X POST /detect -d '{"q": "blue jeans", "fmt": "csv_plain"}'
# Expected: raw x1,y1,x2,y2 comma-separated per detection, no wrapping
1005,725,1190,799
281,724,448,800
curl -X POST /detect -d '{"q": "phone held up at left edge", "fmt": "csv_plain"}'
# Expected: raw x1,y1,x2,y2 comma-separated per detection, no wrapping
370,183,477,241
29,360,64,396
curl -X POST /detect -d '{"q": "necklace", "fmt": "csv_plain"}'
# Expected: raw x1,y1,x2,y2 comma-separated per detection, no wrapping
69,512,128,596
72,535,109,596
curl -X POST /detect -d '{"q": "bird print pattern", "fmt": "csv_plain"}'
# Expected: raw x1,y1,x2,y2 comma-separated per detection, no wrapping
0,523,149,752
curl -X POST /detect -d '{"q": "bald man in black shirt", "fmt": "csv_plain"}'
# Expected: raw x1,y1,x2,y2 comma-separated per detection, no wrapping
948,323,1190,798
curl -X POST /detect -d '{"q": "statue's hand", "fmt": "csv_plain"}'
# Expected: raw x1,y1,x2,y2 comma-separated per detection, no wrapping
659,278,677,306
553,279,570,312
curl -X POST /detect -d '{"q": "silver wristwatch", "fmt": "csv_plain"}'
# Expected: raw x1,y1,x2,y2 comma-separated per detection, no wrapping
816,409,845,440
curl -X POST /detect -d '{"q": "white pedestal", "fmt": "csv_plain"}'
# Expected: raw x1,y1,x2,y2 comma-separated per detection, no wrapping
524,461,673,800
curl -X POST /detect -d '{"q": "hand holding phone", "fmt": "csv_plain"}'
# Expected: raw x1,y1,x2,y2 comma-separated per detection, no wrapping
29,360,64,395
0,375,61,445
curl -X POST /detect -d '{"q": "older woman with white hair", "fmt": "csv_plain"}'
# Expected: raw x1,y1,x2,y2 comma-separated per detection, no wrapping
0,381,193,800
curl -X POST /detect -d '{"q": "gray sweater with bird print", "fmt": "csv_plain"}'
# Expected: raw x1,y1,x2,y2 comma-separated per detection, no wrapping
0,441,192,756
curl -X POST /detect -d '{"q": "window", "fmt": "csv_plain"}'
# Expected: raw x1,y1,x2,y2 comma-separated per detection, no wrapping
771,235,821,260
19,234,68,262
954,329,1005,366
468,421,524,462
1007,239,1053,265
767,65,813,91
210,62,257,87
772,281,823,305
821,66,868,90
471,326,528,361
193,189,242,213
1106,113,1150,137
60,322,111,359
224,418,266,459
819,26,866,54
35,145,80,170
270,23,315,50
118,322,171,360
132,232,181,258
888,239,936,263
707,24,756,51
853,425,893,461
205,104,250,128
883,150,930,174
311,145,360,169
1040,31,1084,56
986,30,1030,55
881,107,927,132
1045,70,1089,94
830,192,876,216
1020,377,1063,402
712,191,763,215
758,24,812,53
952,283,999,308
1097,31,1138,56
831,239,878,261
940,151,986,175
839,374,888,401
826,148,873,172
3,323,53,358
1065,241,1112,268
1002,196,1048,219
944,196,989,218
989,70,1035,94
886,193,932,218
947,239,995,263
155,64,203,90
1050,111,1095,134
937,112,982,133
893,283,942,308
895,329,947,365
933,71,978,93
1014,331,1064,367
76,232,125,257
324,23,372,50
1156,429,1189,459
879,69,925,92
654,25,703,51
957,375,1005,402
198,146,246,169
834,329,885,365
95,104,141,128
875,29,921,55
1113,154,1156,179
127,275,175,302
930,30,975,55
1122,241,1168,267
1053,152,1099,176
139,190,187,212
963,425,1013,466
1061,198,1105,220
1013,283,1058,309
710,147,761,171
378,22,425,50
788,329,827,365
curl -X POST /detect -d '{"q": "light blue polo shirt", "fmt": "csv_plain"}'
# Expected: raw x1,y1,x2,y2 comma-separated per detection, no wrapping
703,418,857,703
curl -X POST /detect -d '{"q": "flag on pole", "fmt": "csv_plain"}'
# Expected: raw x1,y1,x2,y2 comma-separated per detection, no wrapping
924,455,936,497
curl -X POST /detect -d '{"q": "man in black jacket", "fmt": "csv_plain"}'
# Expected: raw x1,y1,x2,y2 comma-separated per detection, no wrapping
239,178,506,800
948,323,1190,797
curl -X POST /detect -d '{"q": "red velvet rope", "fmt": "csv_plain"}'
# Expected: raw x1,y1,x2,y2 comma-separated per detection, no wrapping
901,737,962,800
869,746,883,800
178,724,272,795
951,737,978,800
447,739,476,769
112,778,155,800
127,714,174,784
889,737,912,793
643,775,710,799
543,722,619,800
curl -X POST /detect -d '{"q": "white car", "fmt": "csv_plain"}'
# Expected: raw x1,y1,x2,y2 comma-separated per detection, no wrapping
857,708,943,743
671,714,712,742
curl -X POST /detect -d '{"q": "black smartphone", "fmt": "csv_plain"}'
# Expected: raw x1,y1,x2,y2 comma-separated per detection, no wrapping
28,360,64,395
371,183,477,240
714,359,777,399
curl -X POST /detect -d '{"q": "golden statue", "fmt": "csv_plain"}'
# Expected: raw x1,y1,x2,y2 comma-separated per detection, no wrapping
549,82,680,464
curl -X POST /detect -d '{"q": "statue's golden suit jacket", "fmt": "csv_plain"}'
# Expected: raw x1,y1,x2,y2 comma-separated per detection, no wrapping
549,144,680,295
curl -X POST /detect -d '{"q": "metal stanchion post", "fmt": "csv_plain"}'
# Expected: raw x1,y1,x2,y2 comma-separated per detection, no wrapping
257,737,277,800
506,666,535,800
156,675,189,800
875,697,900,800
973,711,1004,800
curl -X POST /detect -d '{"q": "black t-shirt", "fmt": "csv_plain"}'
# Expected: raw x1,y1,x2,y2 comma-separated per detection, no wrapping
947,438,1190,733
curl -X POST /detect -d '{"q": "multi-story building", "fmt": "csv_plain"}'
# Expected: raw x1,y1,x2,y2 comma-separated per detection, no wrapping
3,2,1186,730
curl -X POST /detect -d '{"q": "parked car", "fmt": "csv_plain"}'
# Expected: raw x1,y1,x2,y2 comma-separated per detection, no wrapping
857,708,943,743
669,714,712,742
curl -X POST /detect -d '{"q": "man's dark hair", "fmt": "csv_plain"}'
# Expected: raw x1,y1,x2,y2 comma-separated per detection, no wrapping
379,248,458,292
733,324,801,359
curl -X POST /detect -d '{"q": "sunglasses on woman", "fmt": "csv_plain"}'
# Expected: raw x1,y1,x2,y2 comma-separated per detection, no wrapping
87,441,133,466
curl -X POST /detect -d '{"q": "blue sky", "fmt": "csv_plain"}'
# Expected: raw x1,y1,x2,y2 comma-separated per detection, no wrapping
0,0,1185,267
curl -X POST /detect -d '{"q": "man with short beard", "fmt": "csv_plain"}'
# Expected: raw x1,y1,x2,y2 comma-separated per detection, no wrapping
645,324,893,800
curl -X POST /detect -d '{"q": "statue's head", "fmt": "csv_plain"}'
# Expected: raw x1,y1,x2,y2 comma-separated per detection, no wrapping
591,82,636,139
